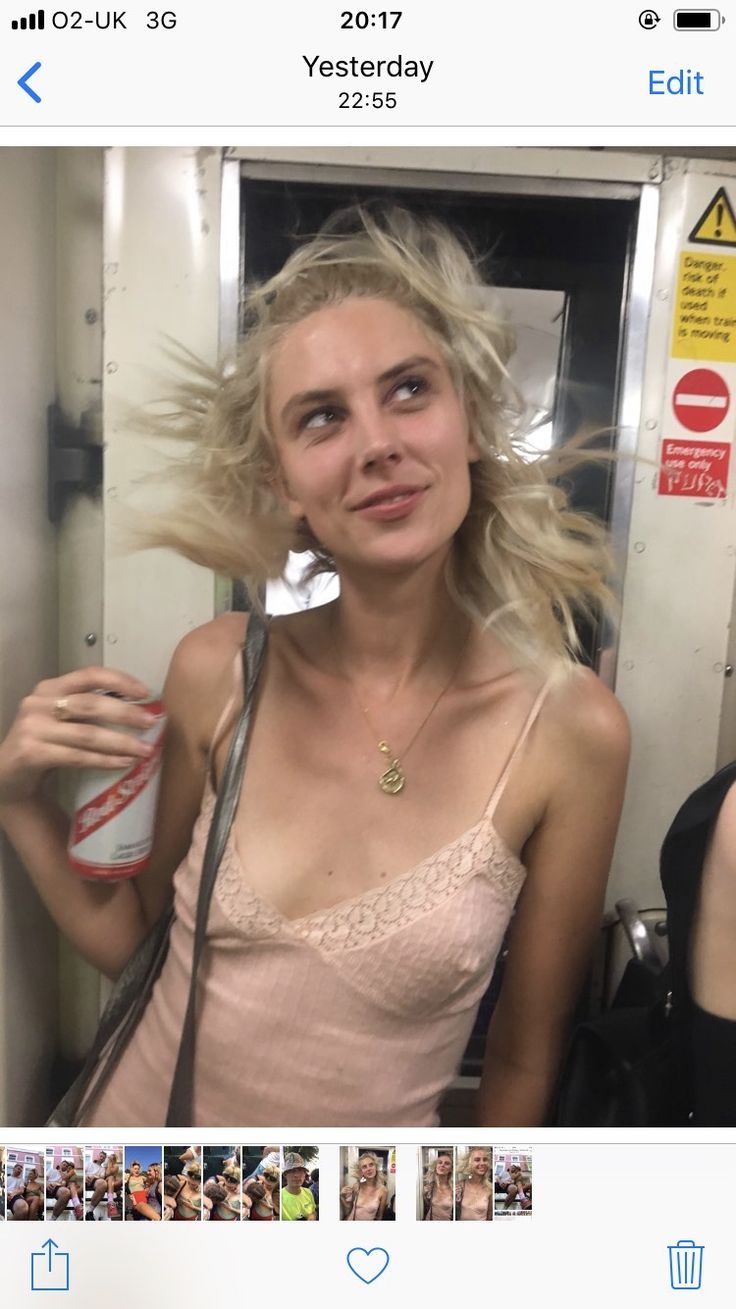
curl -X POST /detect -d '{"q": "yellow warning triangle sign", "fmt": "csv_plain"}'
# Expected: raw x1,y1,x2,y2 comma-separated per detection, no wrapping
689,186,736,247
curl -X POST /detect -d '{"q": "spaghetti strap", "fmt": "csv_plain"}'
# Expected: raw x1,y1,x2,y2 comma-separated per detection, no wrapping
484,676,554,822
206,649,245,791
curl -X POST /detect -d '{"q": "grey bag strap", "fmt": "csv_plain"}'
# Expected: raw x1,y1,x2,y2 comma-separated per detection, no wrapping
165,610,269,1125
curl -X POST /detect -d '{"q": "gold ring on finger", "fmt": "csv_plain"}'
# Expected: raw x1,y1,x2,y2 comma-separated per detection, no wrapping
53,697,72,722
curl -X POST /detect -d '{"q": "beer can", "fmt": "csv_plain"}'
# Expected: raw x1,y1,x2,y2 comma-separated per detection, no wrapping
67,694,167,882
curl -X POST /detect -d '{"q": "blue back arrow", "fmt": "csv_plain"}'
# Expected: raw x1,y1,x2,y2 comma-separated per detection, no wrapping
18,61,42,103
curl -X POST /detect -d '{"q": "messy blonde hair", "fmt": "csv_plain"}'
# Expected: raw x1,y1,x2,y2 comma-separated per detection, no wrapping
424,1148,454,1186
131,204,614,670
457,1147,493,1191
350,1151,386,1187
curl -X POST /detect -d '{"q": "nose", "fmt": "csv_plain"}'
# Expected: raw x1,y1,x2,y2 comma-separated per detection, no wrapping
354,403,402,471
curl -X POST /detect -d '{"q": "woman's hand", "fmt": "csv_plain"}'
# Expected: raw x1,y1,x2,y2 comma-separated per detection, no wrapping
341,1185,354,1206
0,667,155,805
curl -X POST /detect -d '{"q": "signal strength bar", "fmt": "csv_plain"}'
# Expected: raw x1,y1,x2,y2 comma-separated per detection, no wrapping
11,9,45,29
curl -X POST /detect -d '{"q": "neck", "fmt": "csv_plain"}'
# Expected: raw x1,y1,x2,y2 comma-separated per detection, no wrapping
328,552,467,700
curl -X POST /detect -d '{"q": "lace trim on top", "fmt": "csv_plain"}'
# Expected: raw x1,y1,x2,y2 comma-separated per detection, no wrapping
207,785,527,955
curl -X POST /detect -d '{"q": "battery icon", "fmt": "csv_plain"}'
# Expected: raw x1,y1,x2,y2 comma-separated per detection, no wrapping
674,9,722,27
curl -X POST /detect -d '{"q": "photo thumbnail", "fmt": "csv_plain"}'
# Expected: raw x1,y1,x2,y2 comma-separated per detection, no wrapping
281,1148,319,1221
202,1145,244,1220
85,1145,124,1220
340,1146,395,1221
5,1146,44,1221
418,1146,455,1220
494,1148,532,1217
455,1146,493,1221
124,1146,162,1221
162,1145,203,1220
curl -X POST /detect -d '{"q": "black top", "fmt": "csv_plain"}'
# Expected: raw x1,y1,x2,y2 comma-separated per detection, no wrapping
660,761,736,1125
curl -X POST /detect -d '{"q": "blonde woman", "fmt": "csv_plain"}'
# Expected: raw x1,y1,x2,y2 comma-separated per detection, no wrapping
456,1147,493,1221
104,1153,121,1217
341,1152,388,1221
126,1161,160,1221
422,1148,453,1221
0,205,629,1128
171,1162,204,1221
246,1162,279,1220
24,1168,43,1222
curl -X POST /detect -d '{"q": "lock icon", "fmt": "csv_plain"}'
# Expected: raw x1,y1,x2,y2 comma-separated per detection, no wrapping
639,8,660,25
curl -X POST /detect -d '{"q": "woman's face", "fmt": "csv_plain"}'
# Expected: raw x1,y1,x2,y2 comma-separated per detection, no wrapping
470,1150,490,1177
359,1156,377,1180
435,1154,452,1177
269,297,478,576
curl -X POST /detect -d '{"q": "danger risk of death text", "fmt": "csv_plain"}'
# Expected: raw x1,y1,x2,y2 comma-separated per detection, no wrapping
673,252,736,361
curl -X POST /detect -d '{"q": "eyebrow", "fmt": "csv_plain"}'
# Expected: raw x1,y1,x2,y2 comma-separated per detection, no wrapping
280,355,440,423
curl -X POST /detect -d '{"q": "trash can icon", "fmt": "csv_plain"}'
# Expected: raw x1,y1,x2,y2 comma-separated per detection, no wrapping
668,1240,704,1290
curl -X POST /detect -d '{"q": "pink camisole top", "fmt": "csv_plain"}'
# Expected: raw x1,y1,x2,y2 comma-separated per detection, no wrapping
83,654,550,1128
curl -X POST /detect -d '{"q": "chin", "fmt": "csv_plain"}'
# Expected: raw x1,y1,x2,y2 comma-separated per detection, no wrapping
347,532,455,575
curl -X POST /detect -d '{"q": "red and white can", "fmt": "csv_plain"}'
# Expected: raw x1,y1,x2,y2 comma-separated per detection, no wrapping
67,695,167,882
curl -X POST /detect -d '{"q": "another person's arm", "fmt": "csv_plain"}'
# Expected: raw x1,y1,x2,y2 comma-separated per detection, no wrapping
477,671,630,1125
690,780,736,1020
688,779,736,1123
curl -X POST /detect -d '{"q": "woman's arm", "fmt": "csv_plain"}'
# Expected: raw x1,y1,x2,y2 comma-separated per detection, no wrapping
0,615,246,977
376,1187,388,1220
477,671,630,1125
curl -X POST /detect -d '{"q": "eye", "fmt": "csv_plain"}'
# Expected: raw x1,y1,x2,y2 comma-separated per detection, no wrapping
300,406,340,433
391,375,429,402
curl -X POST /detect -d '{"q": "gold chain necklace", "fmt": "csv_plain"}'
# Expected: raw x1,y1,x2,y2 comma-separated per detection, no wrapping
345,627,470,796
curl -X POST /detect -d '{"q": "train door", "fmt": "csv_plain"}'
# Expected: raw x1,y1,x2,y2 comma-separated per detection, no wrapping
239,162,648,672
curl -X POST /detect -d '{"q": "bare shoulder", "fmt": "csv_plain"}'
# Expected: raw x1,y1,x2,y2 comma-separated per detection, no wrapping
542,665,631,773
169,611,248,677
165,612,249,751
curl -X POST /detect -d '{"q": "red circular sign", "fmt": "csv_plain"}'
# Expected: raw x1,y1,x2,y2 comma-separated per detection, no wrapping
673,368,730,433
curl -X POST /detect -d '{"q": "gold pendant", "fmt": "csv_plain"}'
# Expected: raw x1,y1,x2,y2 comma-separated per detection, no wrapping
378,741,405,795
379,761,405,795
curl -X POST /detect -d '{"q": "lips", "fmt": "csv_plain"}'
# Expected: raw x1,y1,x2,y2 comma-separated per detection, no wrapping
350,485,428,524
352,484,426,510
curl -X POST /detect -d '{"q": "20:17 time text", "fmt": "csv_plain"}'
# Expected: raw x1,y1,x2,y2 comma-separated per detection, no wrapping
340,11,402,27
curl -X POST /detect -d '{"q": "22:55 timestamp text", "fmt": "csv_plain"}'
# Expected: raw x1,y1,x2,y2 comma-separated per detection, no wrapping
339,91,397,107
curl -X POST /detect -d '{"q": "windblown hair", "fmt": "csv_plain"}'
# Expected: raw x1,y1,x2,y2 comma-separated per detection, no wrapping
457,1147,492,1191
129,204,614,670
350,1151,387,1187
424,1148,454,1186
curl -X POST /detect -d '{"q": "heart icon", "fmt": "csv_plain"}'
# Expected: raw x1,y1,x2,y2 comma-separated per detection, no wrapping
346,1247,390,1284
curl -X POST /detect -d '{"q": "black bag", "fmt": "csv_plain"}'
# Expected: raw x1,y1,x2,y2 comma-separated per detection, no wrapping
554,960,689,1126
47,611,269,1128
554,901,690,1127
